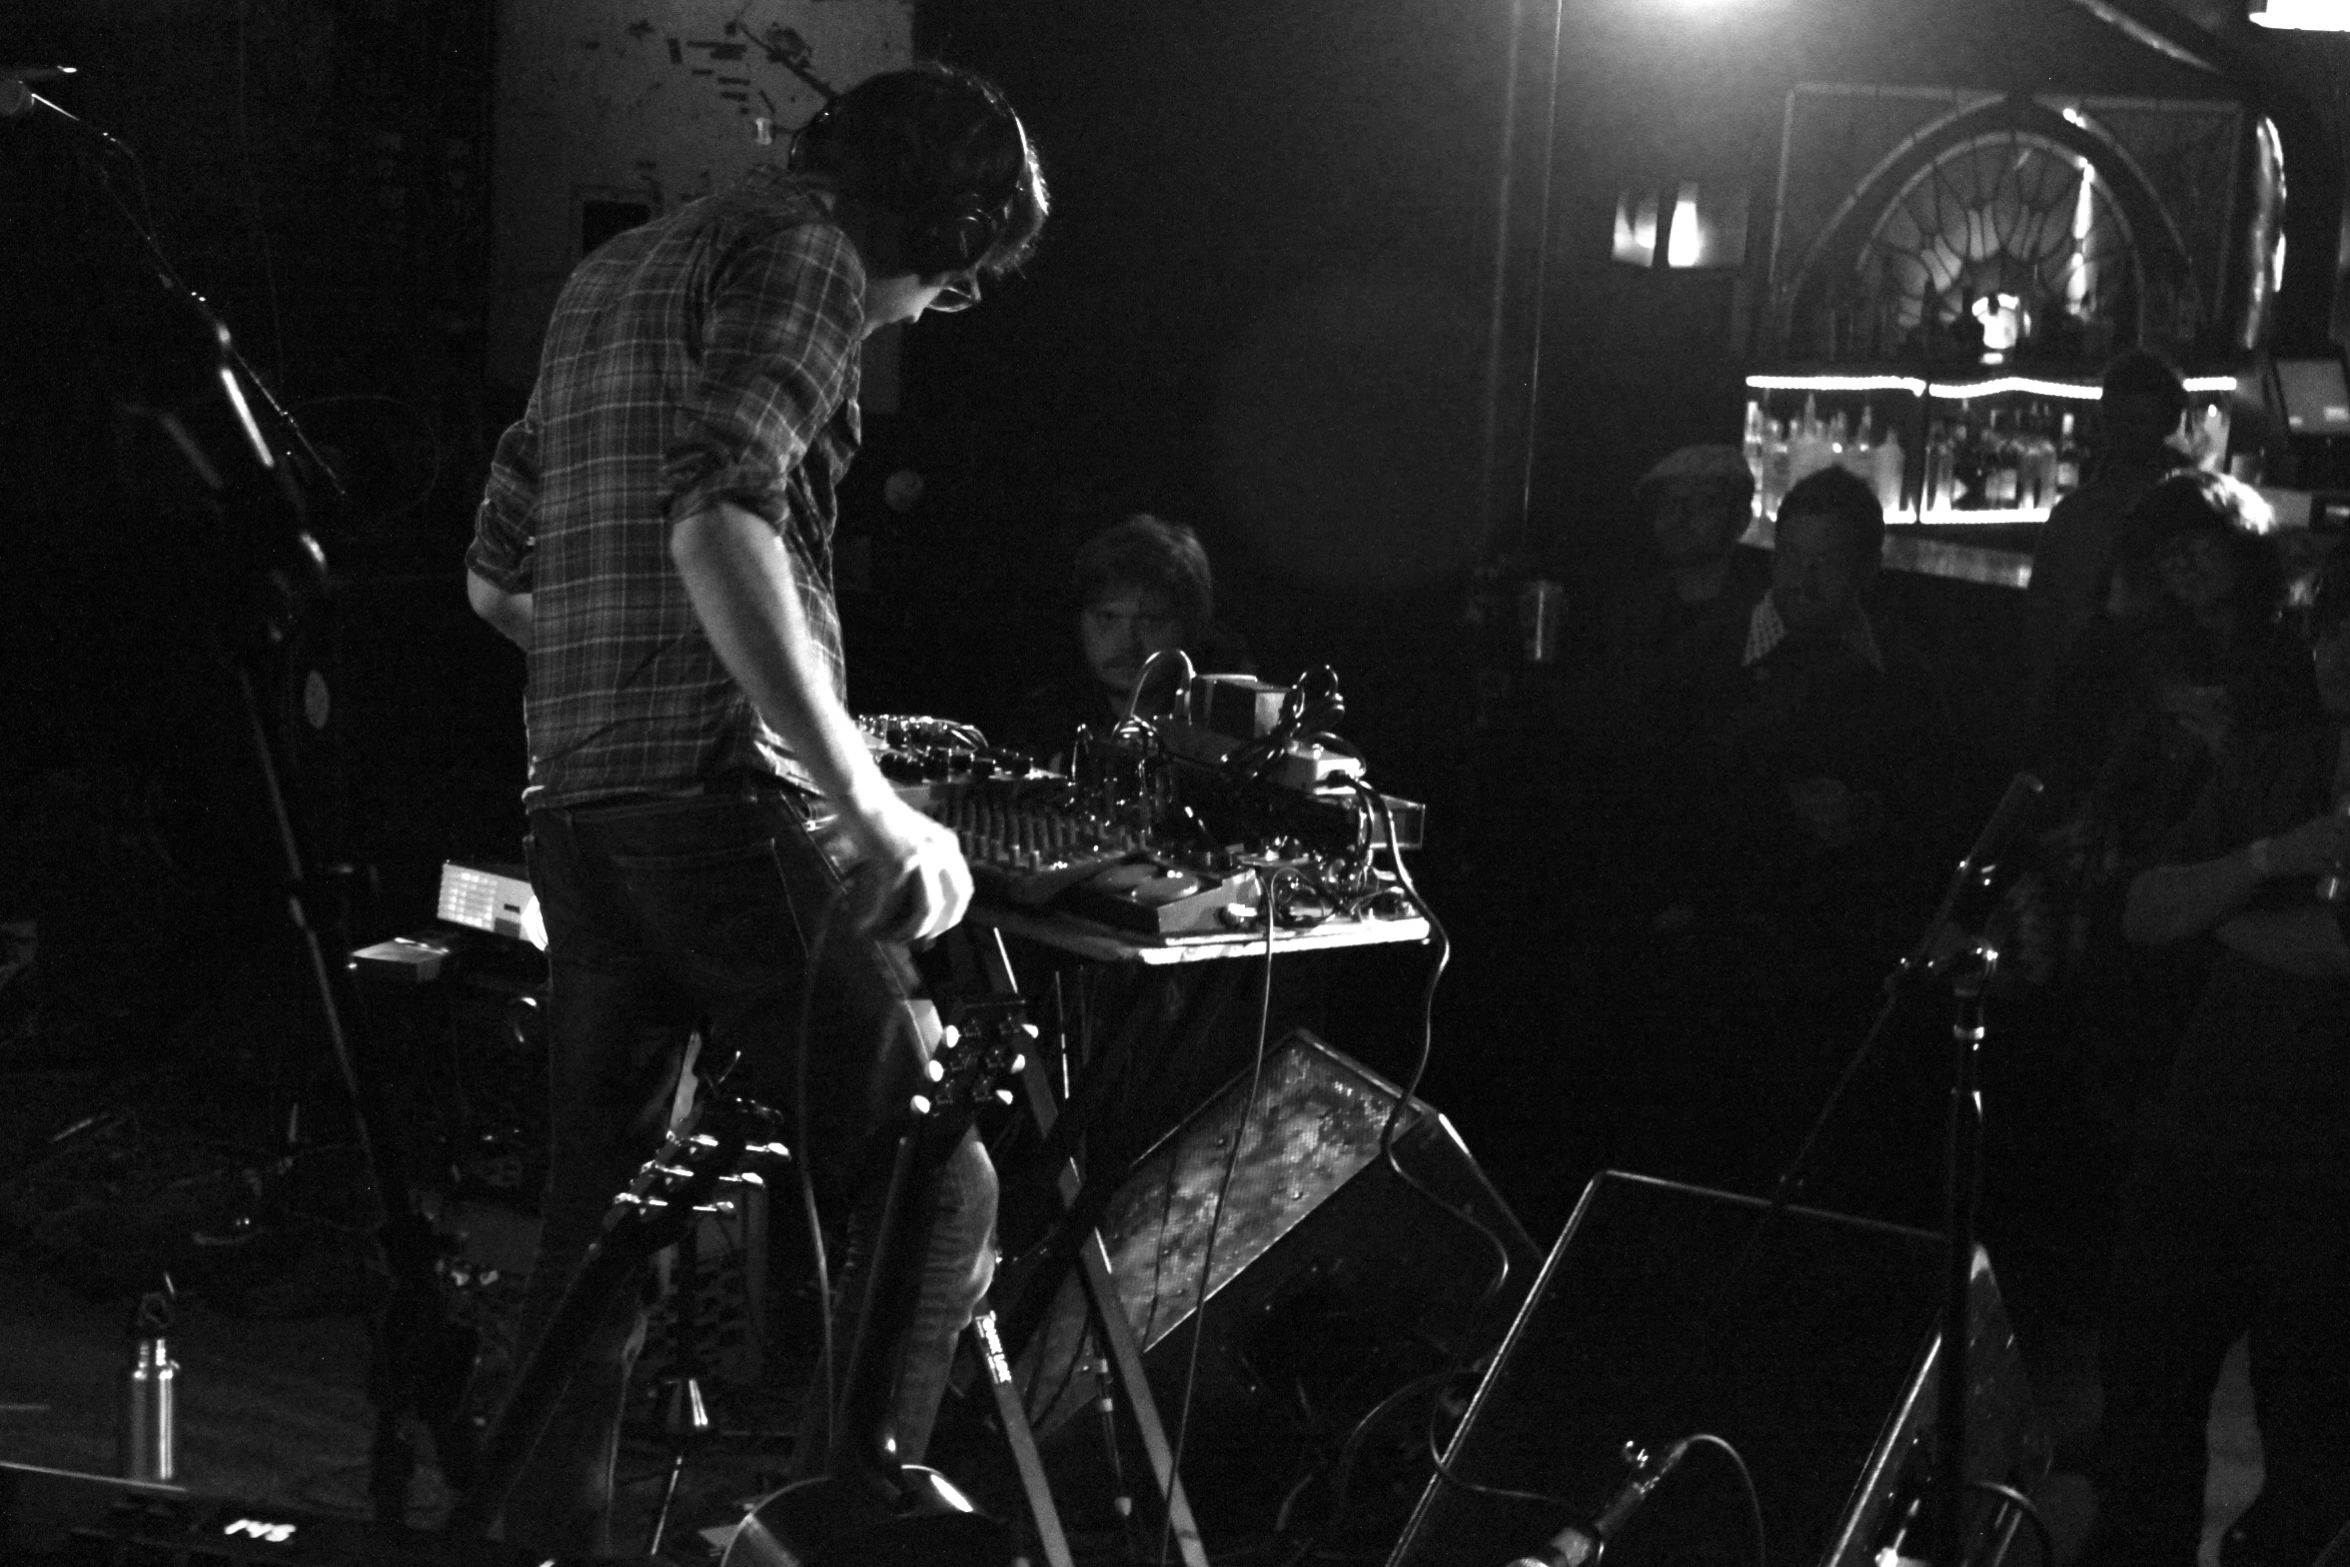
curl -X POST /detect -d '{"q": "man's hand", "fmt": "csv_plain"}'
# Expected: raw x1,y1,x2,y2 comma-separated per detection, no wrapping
2128,807,2350,947
670,502,973,943
837,792,974,944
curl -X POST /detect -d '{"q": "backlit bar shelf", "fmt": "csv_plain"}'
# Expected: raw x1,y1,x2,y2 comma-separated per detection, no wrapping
1738,365,2248,588
1746,371,2239,399
1905,506,2052,525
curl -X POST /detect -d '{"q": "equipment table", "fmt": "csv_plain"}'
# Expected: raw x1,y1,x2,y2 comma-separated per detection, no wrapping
952,901,1432,1567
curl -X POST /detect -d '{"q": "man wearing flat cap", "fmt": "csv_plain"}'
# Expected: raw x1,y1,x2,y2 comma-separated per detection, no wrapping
1570,443,1769,752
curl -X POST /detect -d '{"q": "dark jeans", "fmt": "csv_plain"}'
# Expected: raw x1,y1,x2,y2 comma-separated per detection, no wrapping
500,790,996,1557
2086,1153,2350,1567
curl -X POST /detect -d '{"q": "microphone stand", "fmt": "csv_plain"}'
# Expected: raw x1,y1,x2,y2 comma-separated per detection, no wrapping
1927,934,1994,1567
1717,773,2039,1567
1889,773,2039,1567
22,83,469,1520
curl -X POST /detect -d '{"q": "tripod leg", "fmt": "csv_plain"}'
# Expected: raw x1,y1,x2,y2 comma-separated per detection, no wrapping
978,926,1208,1567
969,1307,1074,1567
1076,1235,1208,1567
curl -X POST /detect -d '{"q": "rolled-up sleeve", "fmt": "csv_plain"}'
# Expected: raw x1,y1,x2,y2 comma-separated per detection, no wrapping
662,222,863,533
467,404,541,592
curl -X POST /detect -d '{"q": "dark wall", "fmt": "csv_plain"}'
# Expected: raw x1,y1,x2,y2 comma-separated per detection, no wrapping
893,0,2334,779
3,1,521,872
896,0,1545,797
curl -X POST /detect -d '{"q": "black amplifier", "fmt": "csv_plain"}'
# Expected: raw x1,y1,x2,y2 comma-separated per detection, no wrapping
0,1461,572,1565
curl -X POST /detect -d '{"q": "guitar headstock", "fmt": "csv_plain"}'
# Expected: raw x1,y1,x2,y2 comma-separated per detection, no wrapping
600,1093,792,1255
913,1001,1034,1131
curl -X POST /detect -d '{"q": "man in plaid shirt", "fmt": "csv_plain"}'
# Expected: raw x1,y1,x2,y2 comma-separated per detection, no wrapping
464,65,1045,1554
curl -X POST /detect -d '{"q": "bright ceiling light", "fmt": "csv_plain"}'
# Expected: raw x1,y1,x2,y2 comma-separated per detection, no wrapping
2248,0,2350,29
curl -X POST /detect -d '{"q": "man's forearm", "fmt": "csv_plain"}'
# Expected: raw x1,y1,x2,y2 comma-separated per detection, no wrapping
466,569,533,652
2213,907,2350,979
2124,842,2268,946
669,501,893,818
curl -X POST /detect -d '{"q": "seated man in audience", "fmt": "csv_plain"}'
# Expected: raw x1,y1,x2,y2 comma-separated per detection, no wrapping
1648,465,1951,902
2090,555,2350,1567
1615,466,1955,1200
998,513,1249,764
1565,442,1769,760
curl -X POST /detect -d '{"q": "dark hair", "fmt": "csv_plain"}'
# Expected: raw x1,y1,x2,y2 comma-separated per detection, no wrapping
2117,470,2284,623
2100,347,2188,418
788,64,1048,277
1074,515,1214,628
1775,465,1883,571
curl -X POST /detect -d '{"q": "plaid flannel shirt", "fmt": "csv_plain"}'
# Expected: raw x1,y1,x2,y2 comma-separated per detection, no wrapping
466,166,864,807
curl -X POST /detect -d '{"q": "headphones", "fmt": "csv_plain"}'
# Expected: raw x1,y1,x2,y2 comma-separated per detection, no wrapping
787,69,1029,277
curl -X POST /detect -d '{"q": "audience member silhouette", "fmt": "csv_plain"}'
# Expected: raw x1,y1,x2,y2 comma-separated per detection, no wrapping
2086,548,2350,1567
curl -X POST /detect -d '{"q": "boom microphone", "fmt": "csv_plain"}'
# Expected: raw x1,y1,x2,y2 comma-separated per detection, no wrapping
1503,1439,1694,1567
2,65,80,123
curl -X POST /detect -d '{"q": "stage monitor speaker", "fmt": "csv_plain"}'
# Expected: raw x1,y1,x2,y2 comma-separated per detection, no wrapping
1015,1028,1539,1542
0,1459,545,1564
1386,1171,2049,1567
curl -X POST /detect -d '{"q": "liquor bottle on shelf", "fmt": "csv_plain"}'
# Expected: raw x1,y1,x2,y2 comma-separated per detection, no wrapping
2018,404,2057,511
2054,411,2084,499
1924,420,1955,517
1951,409,1987,511
1743,398,1767,513
1763,417,1792,518
1841,407,1876,485
2192,401,2230,473
1984,408,2021,509
1790,394,1834,487
1873,417,1907,521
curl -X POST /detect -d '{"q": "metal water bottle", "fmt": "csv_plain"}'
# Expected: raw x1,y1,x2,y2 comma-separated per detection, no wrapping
119,1286,176,1483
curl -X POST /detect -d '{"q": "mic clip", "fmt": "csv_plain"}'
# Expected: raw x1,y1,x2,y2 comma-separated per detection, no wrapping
1505,1438,1693,1567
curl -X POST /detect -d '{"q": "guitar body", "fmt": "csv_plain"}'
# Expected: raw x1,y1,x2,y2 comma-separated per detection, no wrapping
724,1003,1035,1567
722,1466,1014,1567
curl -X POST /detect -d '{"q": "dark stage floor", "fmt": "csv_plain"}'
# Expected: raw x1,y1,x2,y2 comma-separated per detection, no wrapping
0,1057,2263,1567
0,785,2263,1567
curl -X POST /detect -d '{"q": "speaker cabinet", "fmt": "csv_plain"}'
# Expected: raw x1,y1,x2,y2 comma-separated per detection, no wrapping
1015,1029,1537,1541
1387,1171,2048,1567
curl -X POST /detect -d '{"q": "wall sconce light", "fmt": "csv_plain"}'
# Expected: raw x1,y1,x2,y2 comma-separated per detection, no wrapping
1611,181,1750,270
2247,0,2350,29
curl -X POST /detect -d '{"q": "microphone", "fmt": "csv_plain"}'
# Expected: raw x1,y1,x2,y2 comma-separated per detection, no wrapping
1505,1440,1693,1567
1,64,77,121
1892,770,2043,988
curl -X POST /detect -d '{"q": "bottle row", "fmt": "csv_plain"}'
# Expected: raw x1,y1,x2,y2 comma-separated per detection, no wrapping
1742,387,2235,524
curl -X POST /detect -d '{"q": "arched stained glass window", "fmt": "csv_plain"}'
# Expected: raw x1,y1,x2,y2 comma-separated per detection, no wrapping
1844,129,2143,361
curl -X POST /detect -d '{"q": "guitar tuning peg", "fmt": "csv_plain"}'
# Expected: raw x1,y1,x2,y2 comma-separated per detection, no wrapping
1020,1021,1040,1038
748,1140,792,1160
924,1057,947,1083
616,1193,669,1209
654,1163,694,1179
690,1134,721,1148
731,1170,765,1187
994,1088,1016,1106
910,1093,933,1117
693,1200,737,1217
1009,1054,1027,1074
